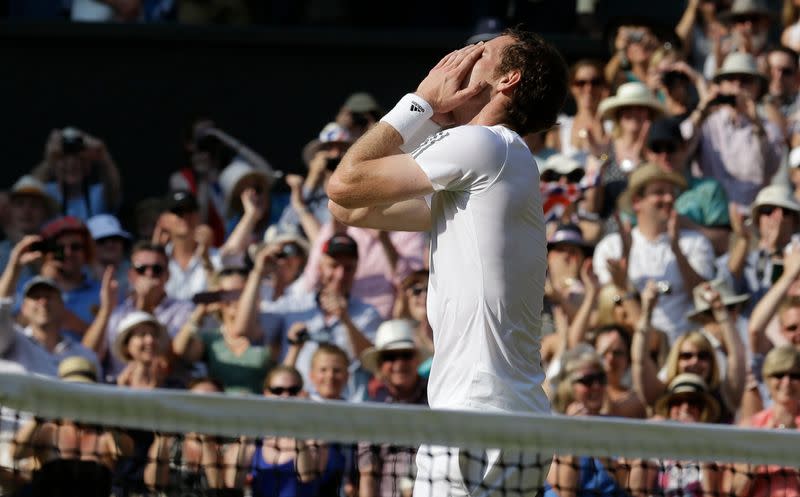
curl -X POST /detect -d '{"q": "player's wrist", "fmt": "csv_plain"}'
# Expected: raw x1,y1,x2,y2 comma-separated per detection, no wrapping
380,93,434,144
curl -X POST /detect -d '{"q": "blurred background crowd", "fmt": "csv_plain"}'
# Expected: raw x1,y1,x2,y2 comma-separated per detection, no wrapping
2,1,800,496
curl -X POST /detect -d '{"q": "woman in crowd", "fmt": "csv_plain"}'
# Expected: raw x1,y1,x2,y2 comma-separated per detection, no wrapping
114,311,175,390
547,345,630,497
676,0,730,72
552,59,609,158
172,263,273,395
589,324,646,418
631,281,746,423
727,346,800,497
629,373,723,496
224,365,346,497
590,82,664,233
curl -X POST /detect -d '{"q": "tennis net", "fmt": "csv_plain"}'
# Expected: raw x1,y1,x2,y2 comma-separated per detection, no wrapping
0,372,798,497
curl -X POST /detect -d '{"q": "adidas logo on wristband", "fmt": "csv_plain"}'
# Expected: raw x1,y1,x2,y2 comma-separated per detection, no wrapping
410,102,424,112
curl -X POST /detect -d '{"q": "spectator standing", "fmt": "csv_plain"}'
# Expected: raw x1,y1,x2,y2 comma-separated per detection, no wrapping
706,0,774,78
263,233,381,401
32,127,122,221
302,220,425,320
553,59,609,159
153,190,221,301
685,52,785,210
0,175,56,274
218,159,275,256
675,0,731,72
280,122,354,244
593,163,716,341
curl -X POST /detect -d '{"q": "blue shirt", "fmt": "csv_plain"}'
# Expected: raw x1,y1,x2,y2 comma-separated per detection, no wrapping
45,182,110,221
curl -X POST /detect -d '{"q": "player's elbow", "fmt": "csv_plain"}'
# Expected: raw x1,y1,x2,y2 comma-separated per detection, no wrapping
326,170,361,209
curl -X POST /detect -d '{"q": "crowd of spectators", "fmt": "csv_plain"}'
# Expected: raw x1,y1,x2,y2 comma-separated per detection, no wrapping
2,1,800,496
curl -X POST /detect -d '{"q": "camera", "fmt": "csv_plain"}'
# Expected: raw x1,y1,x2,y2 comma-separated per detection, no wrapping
656,281,671,295
61,127,85,156
661,70,690,88
707,94,737,108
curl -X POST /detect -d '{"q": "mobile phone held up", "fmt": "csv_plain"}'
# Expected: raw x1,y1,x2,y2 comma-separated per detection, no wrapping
191,289,242,304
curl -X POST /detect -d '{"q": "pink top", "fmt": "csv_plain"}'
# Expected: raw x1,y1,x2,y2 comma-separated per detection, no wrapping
745,409,800,497
303,222,426,319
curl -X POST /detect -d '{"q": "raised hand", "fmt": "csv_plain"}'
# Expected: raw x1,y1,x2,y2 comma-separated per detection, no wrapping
416,43,488,123
99,266,119,312
318,290,348,320
241,187,267,219
10,235,45,268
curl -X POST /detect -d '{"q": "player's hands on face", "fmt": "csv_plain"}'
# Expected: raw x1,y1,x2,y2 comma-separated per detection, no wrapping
416,42,488,119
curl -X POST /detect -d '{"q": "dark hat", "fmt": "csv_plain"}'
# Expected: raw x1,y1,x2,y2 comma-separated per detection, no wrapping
646,118,684,149
40,216,90,241
547,223,593,255
654,373,720,423
23,276,62,299
165,190,199,214
466,16,506,44
322,233,359,259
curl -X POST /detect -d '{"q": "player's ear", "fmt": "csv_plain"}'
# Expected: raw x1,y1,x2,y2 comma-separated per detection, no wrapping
496,69,521,93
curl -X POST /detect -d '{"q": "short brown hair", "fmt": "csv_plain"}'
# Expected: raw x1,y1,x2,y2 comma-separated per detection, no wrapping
263,365,304,392
311,343,350,368
130,241,168,264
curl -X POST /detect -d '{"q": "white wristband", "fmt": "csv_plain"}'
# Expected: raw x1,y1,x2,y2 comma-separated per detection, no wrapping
380,93,434,144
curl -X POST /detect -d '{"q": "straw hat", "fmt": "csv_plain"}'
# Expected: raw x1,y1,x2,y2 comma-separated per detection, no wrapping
219,159,275,216
750,184,800,220
540,154,584,177
718,0,773,24
597,82,665,121
713,52,768,85
654,373,720,423
686,278,750,322
58,356,98,384
617,162,687,211
360,319,418,373
113,311,169,363
9,175,58,216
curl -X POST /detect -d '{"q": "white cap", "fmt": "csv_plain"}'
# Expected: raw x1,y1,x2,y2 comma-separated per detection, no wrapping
87,214,132,241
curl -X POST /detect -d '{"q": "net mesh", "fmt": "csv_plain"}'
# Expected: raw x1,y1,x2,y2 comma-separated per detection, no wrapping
1,372,799,497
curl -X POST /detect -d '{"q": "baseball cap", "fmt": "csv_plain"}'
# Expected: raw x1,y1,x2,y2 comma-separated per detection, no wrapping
40,216,90,241
322,233,359,259
23,276,62,299
87,214,132,241
165,190,199,214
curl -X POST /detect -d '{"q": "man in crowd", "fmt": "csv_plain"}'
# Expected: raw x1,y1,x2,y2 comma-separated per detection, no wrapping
0,175,55,274
593,163,716,343
82,241,193,381
0,235,100,375
264,233,381,401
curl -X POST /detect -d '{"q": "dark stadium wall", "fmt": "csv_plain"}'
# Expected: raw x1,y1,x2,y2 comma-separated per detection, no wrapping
0,22,605,226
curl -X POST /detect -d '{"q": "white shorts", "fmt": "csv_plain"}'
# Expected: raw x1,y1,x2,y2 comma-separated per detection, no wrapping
412,444,551,497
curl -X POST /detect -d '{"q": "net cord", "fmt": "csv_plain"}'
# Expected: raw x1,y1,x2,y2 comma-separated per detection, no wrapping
1,372,798,466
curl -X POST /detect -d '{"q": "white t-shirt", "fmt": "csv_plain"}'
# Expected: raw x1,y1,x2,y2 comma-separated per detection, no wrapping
593,228,716,343
414,125,549,414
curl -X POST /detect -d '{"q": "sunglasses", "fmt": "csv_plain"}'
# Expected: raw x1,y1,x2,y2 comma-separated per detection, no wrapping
770,371,800,381
759,206,787,217
649,141,678,155
572,78,604,88
540,169,585,184
380,350,416,363
572,372,607,387
276,243,302,259
269,385,302,396
678,350,712,361
668,396,706,410
219,267,250,277
409,285,427,296
775,67,796,77
719,74,757,86
602,348,627,359
133,264,165,277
